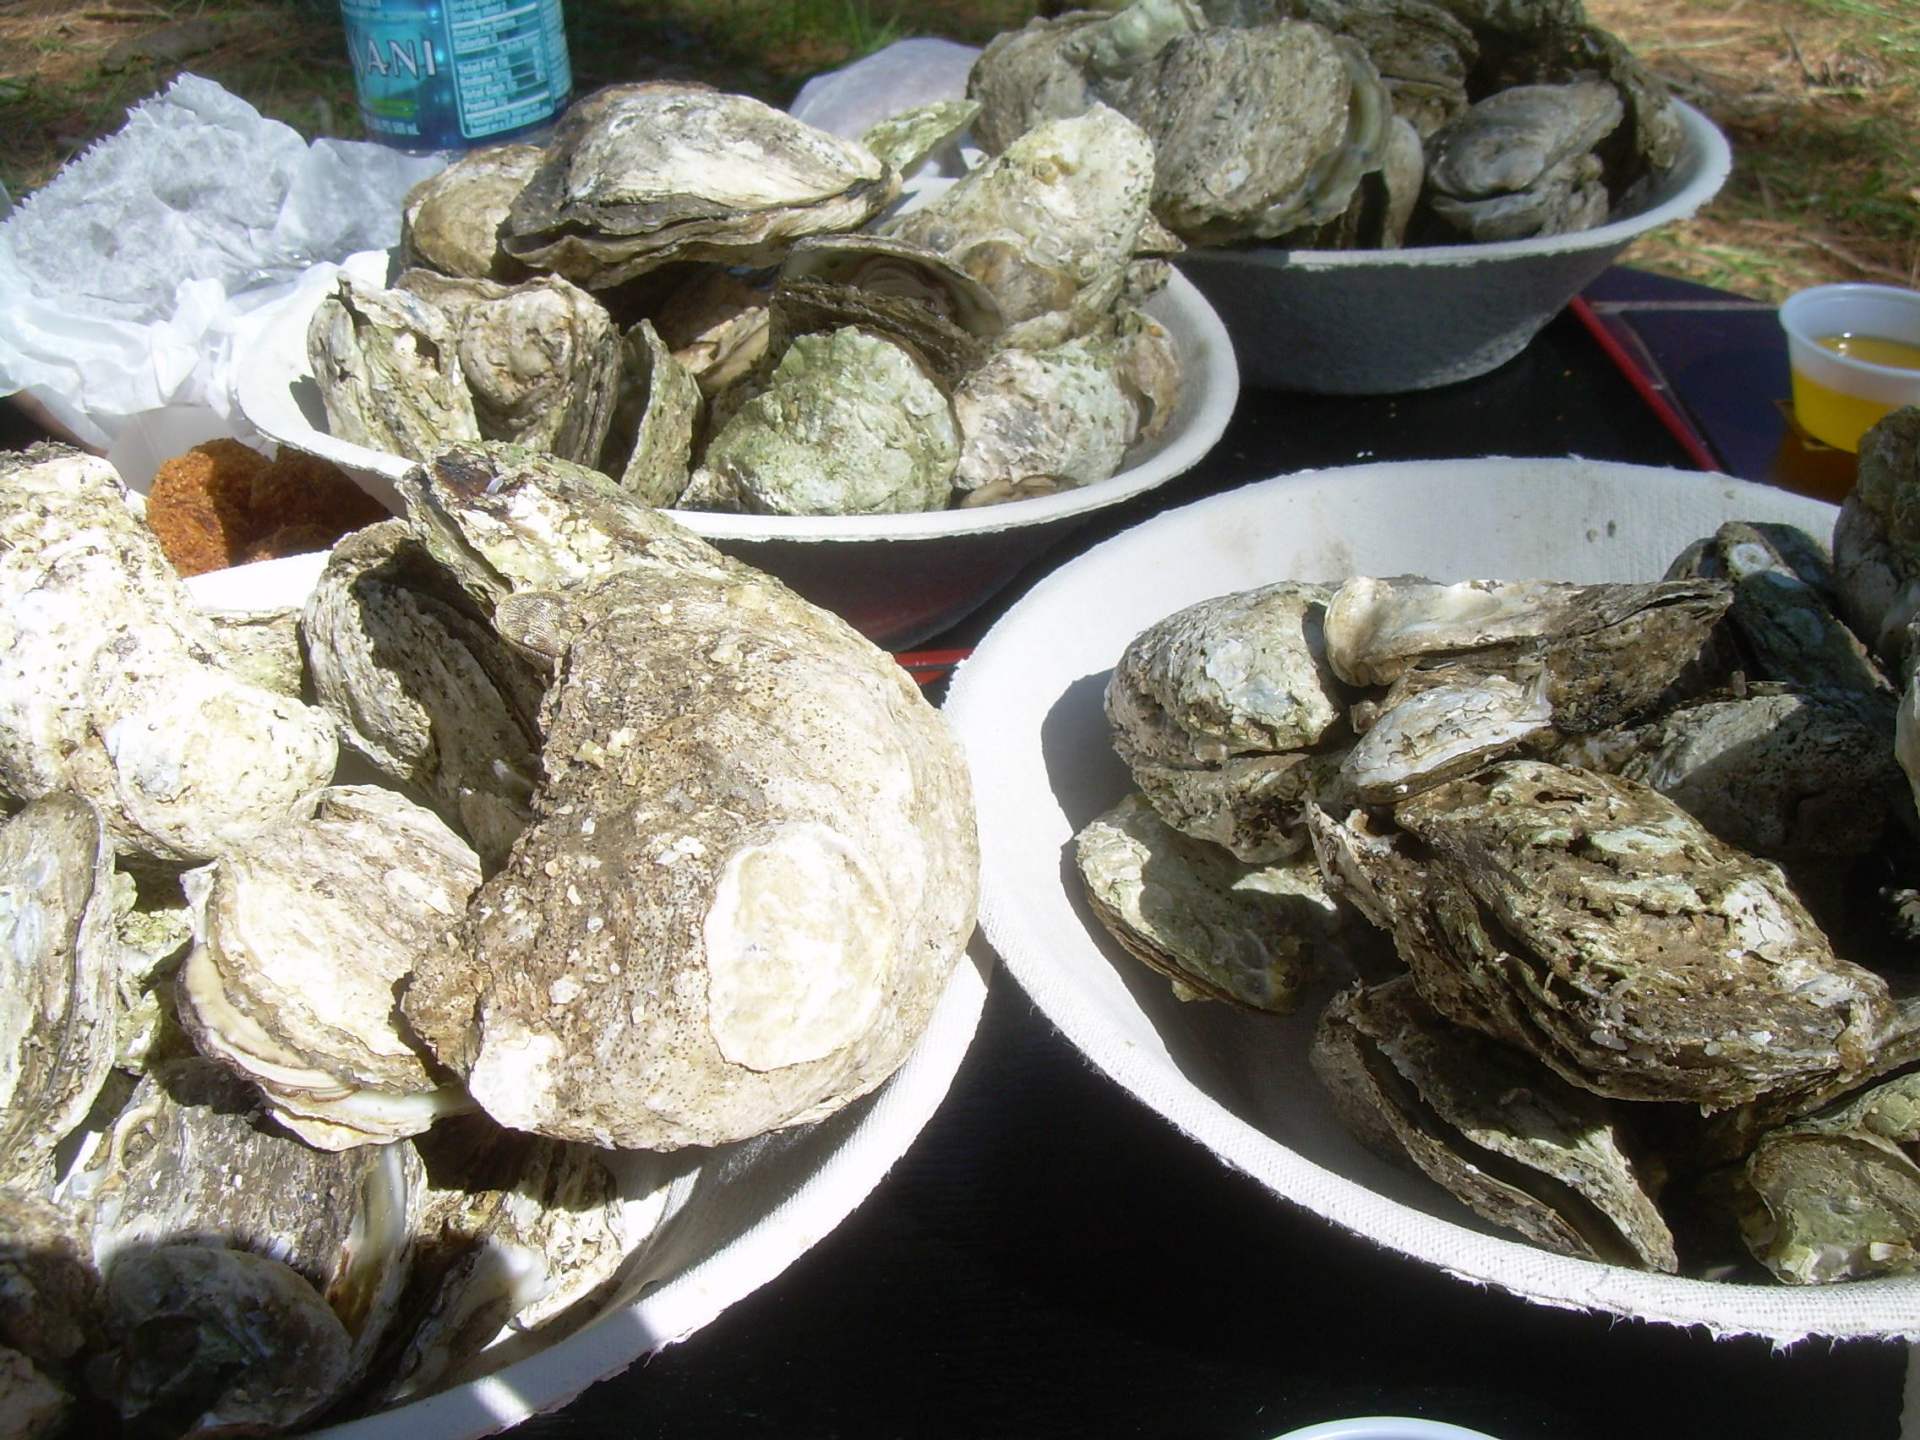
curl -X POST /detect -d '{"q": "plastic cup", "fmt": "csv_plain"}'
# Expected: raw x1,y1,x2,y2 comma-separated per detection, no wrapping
1777,282,1920,453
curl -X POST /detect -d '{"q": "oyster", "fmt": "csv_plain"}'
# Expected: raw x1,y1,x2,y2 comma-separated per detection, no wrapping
377,1116,634,1401
174,785,482,1149
882,104,1156,349
1106,581,1346,861
1421,81,1621,241
771,233,1008,389
858,98,983,178
307,275,482,463
0,1186,102,1377
0,446,339,866
399,143,545,281
1338,671,1552,802
400,557,978,1150
92,1244,354,1436
952,328,1144,497
302,520,543,871
501,83,898,289
1075,791,1354,1011
1312,975,1678,1270
398,269,621,466
1117,20,1394,244
1832,405,1920,673
647,266,772,398
606,318,701,506
1741,1068,1920,1284
1310,760,1892,1109
76,1057,420,1422
1323,574,1731,731
690,326,960,516
0,794,119,1190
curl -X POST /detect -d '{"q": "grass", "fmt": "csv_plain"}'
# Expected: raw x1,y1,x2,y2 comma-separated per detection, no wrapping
1,0,1915,303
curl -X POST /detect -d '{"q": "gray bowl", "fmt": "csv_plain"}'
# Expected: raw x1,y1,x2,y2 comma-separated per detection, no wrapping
1175,100,1732,394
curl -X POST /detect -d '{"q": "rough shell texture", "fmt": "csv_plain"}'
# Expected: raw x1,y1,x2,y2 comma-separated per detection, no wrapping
302,520,543,872
0,446,338,865
1833,406,1920,672
400,562,979,1150
0,794,118,1191
693,326,960,516
175,785,482,1149
1312,975,1678,1270
399,143,545,281
502,84,897,288
882,104,1155,349
1339,671,1551,802
1075,792,1348,1012
607,318,701,506
1316,760,1892,1109
952,330,1141,494
1742,1069,1920,1284
307,276,481,463
1425,80,1623,199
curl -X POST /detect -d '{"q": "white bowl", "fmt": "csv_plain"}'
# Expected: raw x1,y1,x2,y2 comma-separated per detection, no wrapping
1175,101,1732,394
235,251,1239,650
945,456,1920,1344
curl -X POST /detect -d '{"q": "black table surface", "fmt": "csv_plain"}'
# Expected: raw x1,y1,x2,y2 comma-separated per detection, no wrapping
510,270,1911,1440
8,269,1904,1440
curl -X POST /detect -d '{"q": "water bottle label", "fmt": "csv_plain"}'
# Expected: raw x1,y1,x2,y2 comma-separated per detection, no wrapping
342,0,570,149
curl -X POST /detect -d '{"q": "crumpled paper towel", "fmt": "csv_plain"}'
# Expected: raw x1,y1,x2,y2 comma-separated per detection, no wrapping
0,73,446,450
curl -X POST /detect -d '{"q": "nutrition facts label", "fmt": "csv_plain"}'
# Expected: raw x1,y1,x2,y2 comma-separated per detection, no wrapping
447,0,571,140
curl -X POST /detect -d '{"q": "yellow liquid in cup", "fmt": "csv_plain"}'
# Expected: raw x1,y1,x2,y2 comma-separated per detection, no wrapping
1792,331,1920,453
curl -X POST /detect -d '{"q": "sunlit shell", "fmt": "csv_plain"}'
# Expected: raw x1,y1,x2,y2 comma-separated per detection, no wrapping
308,275,482,462
399,143,545,281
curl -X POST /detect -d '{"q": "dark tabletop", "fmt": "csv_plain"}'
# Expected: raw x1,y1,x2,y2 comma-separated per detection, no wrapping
512,270,1911,1440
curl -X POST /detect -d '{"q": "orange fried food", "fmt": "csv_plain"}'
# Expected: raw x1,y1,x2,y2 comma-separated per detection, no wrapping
249,450,389,535
145,438,271,577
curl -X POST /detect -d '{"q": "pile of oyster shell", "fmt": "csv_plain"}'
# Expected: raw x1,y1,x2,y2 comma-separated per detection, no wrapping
969,0,1683,249
308,81,1182,517
0,438,977,1435
1077,406,1920,1286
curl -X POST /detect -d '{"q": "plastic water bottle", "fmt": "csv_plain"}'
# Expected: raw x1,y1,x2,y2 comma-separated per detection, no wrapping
340,0,572,153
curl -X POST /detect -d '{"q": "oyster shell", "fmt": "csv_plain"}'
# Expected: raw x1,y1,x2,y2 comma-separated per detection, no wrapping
1421,80,1622,241
1741,1068,1920,1284
690,326,960,516
0,1187,101,1372
1106,581,1346,861
174,785,482,1149
501,83,898,289
92,1244,354,1435
1339,671,1552,802
400,559,979,1150
308,275,482,463
606,318,701,506
78,1057,420,1414
0,1346,69,1440
1311,760,1893,1109
377,1116,634,1401
966,6,1190,156
858,98,983,178
1832,405,1920,674
1324,574,1731,732
399,143,545,281
882,104,1156,349
0,794,119,1191
399,269,621,466
1075,791,1353,1011
952,328,1143,496
1312,975,1679,1270
302,519,543,871
647,266,772,399
0,446,339,866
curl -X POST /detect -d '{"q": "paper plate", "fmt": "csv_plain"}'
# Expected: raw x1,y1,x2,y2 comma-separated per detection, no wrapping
945,456,1920,1344
233,248,1238,649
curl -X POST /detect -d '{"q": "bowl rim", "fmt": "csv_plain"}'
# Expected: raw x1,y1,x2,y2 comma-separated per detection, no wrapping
235,256,1240,547
1778,282,1920,379
1176,99,1731,272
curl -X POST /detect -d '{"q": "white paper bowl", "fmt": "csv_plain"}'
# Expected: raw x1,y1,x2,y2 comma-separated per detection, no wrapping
95,411,995,1437
945,456,1920,1344
235,252,1239,650
1175,101,1731,394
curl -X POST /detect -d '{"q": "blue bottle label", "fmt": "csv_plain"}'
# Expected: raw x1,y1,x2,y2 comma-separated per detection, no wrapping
342,0,571,150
